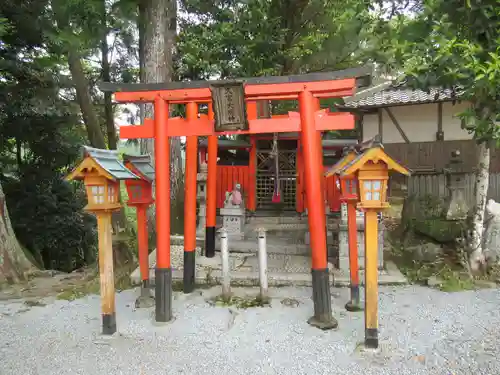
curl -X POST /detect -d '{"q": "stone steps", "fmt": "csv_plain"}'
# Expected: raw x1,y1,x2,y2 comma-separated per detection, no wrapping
130,245,407,287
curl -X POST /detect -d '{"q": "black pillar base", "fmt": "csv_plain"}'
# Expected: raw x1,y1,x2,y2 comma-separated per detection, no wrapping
308,268,338,330
205,226,216,258
102,312,116,335
155,268,172,322
183,251,196,293
365,328,379,349
345,284,363,312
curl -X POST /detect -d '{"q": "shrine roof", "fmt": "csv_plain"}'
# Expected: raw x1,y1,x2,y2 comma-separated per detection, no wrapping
99,66,372,93
122,154,155,182
339,142,411,177
83,146,139,180
324,149,359,177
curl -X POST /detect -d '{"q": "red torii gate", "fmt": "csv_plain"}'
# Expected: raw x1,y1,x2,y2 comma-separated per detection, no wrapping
101,67,371,329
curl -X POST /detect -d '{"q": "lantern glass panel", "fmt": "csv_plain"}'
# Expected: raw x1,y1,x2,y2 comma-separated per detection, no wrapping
346,179,357,195
363,179,382,202
108,185,115,203
131,185,142,200
91,185,105,204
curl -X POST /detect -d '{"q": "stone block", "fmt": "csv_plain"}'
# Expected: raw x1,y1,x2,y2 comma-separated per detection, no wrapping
337,222,384,271
304,230,334,245
220,206,245,238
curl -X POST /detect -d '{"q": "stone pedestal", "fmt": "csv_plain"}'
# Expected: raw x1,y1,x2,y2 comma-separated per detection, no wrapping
220,206,245,240
338,203,384,271
196,163,208,236
220,188,246,240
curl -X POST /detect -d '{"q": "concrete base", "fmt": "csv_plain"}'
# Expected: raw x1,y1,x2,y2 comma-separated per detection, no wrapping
135,295,155,309
338,222,385,271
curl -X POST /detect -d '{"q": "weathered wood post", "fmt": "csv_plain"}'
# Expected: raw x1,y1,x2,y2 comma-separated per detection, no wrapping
66,146,140,335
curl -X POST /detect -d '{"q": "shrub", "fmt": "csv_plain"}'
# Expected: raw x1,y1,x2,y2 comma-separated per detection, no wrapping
3,173,97,272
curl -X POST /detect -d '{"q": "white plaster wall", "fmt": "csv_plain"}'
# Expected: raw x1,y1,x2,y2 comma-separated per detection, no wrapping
362,101,473,143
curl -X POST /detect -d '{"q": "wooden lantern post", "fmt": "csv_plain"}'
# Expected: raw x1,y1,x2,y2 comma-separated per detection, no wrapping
339,140,410,349
123,154,155,307
326,148,362,311
66,147,140,335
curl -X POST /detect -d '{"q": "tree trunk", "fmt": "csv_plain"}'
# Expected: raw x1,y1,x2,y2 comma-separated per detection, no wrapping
469,141,490,272
0,180,36,283
143,0,184,235
138,0,146,133
100,0,127,235
67,48,107,150
52,0,106,149
101,1,118,150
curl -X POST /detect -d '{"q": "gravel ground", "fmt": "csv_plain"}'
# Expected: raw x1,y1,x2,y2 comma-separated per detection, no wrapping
0,285,499,375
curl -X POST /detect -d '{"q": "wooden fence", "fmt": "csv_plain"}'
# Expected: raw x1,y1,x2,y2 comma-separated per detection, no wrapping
403,172,500,206
384,140,500,174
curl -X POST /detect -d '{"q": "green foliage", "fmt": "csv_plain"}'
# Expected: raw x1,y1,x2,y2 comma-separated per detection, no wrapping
177,0,373,80
0,0,98,272
3,174,97,272
374,0,500,144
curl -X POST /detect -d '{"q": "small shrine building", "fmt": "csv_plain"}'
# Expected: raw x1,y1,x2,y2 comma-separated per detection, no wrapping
198,134,358,213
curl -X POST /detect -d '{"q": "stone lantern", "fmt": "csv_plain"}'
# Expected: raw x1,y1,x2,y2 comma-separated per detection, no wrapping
442,150,469,220
196,162,208,236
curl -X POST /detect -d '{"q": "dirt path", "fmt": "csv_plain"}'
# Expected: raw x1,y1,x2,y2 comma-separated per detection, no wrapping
0,269,97,302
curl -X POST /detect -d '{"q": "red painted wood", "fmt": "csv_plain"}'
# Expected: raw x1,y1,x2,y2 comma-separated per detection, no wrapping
296,140,305,213
113,78,356,103
324,166,341,212
119,112,355,139
216,166,250,209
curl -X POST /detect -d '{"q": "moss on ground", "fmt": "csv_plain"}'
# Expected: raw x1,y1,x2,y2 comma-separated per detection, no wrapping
56,263,136,301
209,294,270,309
386,231,498,292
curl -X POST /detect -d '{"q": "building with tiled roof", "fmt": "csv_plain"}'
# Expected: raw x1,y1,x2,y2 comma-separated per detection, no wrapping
336,81,499,176
335,80,500,206
342,83,461,110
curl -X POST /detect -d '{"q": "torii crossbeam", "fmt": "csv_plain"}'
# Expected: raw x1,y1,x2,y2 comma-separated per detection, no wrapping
101,66,371,329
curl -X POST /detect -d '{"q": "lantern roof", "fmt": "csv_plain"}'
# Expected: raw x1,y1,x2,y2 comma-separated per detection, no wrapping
324,147,359,177
122,154,155,182
339,142,412,177
66,146,140,182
